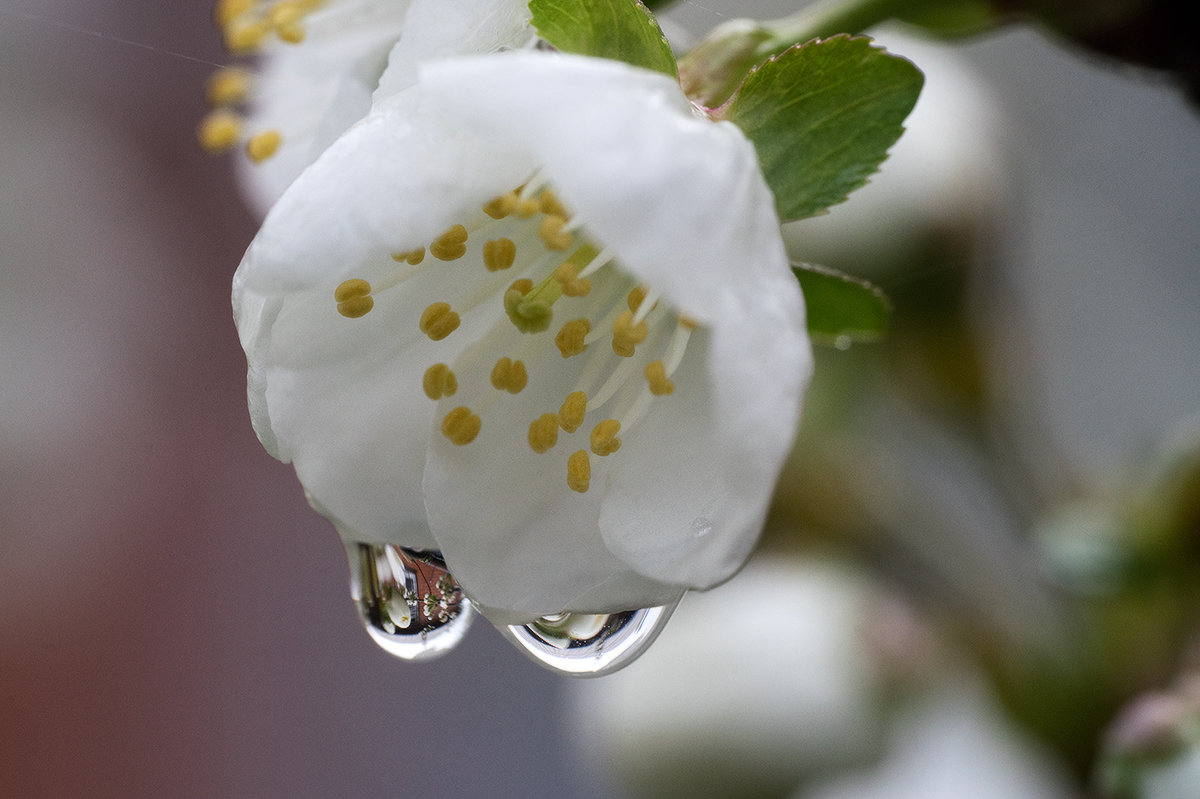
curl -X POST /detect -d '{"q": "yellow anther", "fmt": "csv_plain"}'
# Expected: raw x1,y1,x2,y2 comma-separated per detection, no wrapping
269,1,302,26
490,358,528,394
538,215,574,251
566,449,591,493
611,310,649,358
430,224,468,261
197,110,242,153
391,248,425,265
334,278,371,302
441,406,481,446
679,314,701,331
539,189,567,217
528,413,559,454
225,19,272,53
483,238,516,271
214,0,254,27
419,302,460,341
334,278,373,318
558,391,588,433
627,286,648,313
514,197,540,218
553,263,591,297
645,360,675,396
422,363,458,400
276,21,306,42
246,129,282,163
482,192,517,219
555,319,590,358
590,419,622,456
205,67,251,107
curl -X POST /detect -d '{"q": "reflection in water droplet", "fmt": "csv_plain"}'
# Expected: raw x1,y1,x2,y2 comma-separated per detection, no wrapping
349,544,474,661
503,600,679,677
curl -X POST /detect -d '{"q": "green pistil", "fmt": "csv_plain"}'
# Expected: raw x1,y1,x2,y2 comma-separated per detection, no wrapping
503,244,599,334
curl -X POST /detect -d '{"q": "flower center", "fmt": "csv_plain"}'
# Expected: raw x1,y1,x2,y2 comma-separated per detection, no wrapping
332,179,698,495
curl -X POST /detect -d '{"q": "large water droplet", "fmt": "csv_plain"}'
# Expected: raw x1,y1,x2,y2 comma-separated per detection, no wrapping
349,544,474,661
502,600,679,677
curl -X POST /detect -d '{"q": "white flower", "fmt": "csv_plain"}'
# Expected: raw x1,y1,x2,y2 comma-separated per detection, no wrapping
199,0,534,212
233,50,811,624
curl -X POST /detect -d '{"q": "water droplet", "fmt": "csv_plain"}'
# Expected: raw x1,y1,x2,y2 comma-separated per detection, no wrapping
690,516,713,538
349,544,474,661
502,599,679,677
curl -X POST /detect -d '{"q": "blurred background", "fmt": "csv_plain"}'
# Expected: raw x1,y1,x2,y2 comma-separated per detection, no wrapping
2,0,1197,797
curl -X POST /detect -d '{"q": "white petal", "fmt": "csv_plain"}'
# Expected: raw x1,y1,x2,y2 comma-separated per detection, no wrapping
234,97,531,546
236,0,411,212
421,53,811,588
236,92,532,296
373,0,533,103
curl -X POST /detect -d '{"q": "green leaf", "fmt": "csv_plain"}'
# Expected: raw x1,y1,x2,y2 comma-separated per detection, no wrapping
719,35,923,221
794,262,890,344
528,0,677,77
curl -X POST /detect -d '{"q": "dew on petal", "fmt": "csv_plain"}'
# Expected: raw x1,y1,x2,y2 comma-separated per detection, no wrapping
349,544,474,661
502,601,679,676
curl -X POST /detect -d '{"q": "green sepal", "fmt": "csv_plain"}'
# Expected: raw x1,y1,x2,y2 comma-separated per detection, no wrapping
719,35,923,222
794,262,890,345
528,0,677,77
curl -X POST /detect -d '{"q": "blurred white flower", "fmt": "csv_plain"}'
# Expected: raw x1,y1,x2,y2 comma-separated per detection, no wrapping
568,555,888,797
199,0,533,212
799,684,1075,799
233,51,810,623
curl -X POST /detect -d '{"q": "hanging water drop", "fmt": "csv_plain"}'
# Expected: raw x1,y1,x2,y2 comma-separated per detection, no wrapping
349,544,474,661
502,599,680,677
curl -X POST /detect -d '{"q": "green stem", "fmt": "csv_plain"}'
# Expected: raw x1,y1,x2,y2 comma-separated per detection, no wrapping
678,0,996,106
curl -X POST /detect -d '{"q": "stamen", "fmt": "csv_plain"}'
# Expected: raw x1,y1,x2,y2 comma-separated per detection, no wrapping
197,110,242,153
577,248,614,279
490,358,528,394
539,189,567,217
566,449,591,493
626,286,647,313
632,288,660,325
419,302,460,341
514,197,540,219
214,0,254,27
246,130,282,163
611,310,649,357
590,356,637,409
334,278,373,318
664,320,694,376
482,238,516,271
430,224,468,261
269,1,306,42
225,19,272,53
644,361,675,395
205,67,251,106
590,419,622,456
558,391,588,433
555,319,590,358
441,407,481,446
482,192,517,220
553,263,591,297
422,363,458,400
528,413,559,453
391,248,426,266
538,215,574,251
